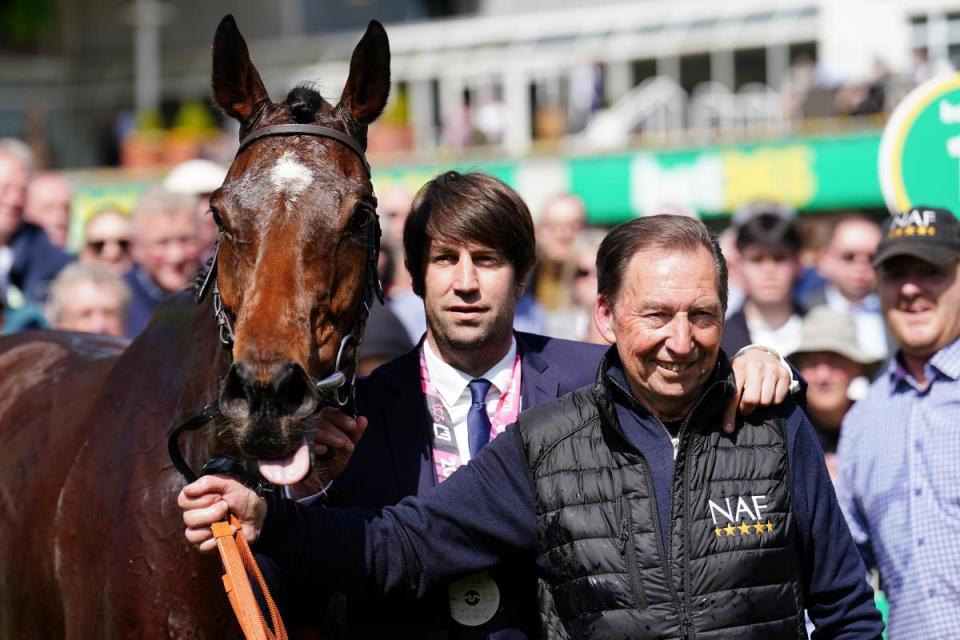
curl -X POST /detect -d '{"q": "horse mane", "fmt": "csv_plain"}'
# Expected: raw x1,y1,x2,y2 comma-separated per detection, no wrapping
286,82,366,142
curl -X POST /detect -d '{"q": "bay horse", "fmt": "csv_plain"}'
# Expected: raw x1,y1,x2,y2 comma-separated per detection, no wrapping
0,15,389,638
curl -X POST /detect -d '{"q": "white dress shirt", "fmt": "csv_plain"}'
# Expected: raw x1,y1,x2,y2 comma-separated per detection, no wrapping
422,336,520,463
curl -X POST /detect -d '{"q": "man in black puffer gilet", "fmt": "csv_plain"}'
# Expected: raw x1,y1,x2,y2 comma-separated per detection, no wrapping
521,349,803,639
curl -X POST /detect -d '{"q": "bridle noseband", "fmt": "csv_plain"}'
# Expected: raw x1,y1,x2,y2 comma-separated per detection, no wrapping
170,123,384,486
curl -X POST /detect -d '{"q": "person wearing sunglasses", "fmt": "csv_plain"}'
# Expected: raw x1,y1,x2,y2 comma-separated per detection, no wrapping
802,213,888,361
80,208,133,276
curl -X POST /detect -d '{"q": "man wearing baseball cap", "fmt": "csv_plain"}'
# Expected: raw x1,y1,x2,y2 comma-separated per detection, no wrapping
836,205,960,638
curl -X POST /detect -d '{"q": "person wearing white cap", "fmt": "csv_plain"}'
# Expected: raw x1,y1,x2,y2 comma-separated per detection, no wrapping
786,306,881,478
162,158,227,262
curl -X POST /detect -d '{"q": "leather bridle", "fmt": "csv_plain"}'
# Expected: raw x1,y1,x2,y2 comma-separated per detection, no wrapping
169,123,383,486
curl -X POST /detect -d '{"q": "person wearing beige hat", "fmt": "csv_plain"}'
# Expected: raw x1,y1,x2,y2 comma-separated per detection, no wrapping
787,306,881,478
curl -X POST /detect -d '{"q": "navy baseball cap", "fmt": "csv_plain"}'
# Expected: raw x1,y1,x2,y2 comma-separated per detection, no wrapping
873,206,960,267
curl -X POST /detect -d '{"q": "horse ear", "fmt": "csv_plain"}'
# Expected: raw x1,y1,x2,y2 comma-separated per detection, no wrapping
338,20,391,128
211,15,270,123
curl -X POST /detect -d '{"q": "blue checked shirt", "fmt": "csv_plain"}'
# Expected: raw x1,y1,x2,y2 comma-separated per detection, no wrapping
837,335,960,639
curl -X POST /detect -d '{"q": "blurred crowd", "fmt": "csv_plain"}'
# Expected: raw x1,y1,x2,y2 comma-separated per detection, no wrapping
0,137,223,340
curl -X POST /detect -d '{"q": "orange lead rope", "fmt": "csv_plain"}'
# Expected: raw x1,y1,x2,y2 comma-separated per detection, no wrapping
210,515,288,640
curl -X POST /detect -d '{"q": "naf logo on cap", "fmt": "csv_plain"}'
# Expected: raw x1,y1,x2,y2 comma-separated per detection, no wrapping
874,205,960,267
887,207,939,239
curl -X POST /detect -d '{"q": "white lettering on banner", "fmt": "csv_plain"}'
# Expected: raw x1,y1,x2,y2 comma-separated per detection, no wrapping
947,137,960,200
630,155,726,215
708,495,768,524
940,99,960,124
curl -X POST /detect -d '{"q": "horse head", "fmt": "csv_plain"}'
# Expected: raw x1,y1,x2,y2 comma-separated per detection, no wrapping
206,15,389,485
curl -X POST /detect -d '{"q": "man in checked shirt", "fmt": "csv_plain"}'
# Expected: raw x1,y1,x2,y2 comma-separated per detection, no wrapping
837,205,960,638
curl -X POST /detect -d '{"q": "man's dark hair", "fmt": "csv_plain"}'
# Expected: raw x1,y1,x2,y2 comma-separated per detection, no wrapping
403,171,536,297
597,214,728,311
735,213,801,255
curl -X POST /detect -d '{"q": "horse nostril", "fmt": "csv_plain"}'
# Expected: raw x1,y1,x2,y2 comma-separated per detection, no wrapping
219,363,258,419
269,363,318,418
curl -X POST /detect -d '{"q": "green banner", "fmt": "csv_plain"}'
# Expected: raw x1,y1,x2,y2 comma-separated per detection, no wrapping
66,132,887,233
371,132,885,224
879,74,960,214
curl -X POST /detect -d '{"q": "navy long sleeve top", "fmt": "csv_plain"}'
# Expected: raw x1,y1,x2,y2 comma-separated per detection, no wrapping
258,372,882,638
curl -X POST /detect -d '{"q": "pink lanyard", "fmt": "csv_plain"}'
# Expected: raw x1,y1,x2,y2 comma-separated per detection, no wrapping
419,346,522,483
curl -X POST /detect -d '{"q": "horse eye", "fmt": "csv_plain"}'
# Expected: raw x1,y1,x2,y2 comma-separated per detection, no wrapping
210,207,225,230
348,208,371,234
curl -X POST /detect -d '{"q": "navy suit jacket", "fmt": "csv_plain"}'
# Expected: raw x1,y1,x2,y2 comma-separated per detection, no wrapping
316,332,606,639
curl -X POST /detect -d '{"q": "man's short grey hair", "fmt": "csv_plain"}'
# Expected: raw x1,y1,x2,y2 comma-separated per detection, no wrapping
132,187,198,233
597,214,729,311
0,138,35,176
45,262,131,325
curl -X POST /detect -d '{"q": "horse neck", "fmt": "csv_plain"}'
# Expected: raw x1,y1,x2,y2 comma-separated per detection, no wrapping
123,291,228,425
173,294,230,407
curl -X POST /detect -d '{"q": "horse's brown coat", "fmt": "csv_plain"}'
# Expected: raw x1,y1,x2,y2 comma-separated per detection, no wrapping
0,14,388,638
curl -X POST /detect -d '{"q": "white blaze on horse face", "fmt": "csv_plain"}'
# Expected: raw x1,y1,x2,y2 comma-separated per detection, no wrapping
270,151,313,199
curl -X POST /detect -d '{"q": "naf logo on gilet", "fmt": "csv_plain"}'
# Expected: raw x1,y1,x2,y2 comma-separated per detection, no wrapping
708,494,775,538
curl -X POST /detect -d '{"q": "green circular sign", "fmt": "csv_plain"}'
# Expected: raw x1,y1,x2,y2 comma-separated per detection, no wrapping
879,74,960,213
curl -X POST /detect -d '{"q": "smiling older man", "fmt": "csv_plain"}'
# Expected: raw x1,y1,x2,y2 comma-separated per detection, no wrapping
837,206,960,639
180,214,881,639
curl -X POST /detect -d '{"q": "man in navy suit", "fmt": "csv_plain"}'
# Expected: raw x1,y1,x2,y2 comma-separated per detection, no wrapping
182,172,796,639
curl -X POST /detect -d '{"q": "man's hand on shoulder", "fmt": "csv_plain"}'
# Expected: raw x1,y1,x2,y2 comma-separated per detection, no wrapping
178,474,266,553
724,345,796,434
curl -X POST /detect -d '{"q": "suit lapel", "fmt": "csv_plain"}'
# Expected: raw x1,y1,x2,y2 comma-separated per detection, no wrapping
518,334,559,410
381,336,564,496
380,350,437,496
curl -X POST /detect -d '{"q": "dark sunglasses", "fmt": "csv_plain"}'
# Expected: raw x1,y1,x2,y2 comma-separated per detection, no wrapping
840,251,875,264
87,238,131,254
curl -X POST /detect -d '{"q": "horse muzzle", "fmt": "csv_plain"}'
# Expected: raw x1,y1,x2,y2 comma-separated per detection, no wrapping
220,360,319,422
